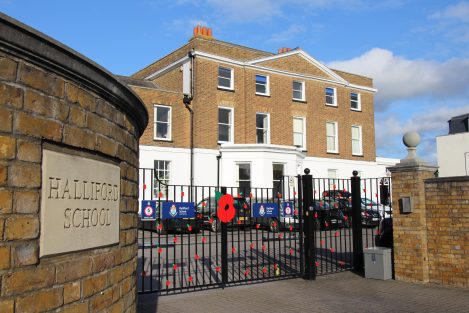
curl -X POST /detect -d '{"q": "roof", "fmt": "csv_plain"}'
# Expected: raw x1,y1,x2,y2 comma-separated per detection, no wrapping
116,75,161,89
131,34,374,91
448,113,469,134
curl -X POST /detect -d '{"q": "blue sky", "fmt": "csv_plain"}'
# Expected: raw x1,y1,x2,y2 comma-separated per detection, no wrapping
1,0,469,163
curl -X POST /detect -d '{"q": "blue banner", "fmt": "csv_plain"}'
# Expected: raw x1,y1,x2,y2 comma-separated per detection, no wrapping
252,203,279,218
162,202,195,219
281,201,294,217
141,200,157,221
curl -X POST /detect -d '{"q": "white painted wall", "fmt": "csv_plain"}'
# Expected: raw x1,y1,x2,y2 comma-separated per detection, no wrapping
436,133,469,177
139,144,399,200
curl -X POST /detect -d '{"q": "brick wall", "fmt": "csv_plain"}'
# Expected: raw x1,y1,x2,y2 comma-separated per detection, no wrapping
390,164,469,288
425,177,469,288
132,36,272,80
134,87,188,148
0,30,145,312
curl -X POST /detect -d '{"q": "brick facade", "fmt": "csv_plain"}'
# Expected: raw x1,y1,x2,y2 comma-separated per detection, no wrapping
0,14,147,312
132,35,376,162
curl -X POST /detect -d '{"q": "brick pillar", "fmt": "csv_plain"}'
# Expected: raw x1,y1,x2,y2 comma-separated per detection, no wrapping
388,131,437,283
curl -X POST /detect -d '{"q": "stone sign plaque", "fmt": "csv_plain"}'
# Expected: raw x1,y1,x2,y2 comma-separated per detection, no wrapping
40,149,120,257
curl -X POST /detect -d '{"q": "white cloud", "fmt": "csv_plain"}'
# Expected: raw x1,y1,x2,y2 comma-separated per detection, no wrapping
427,2,469,43
173,0,404,23
204,0,282,22
328,48,469,110
265,25,306,43
430,1,469,23
375,105,469,163
165,19,210,36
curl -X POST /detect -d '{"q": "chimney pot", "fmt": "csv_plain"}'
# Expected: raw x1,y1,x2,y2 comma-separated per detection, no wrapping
208,27,212,37
196,25,202,36
202,26,207,36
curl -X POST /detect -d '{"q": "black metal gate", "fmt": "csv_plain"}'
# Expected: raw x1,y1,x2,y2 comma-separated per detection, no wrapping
302,171,393,278
137,169,304,294
137,168,392,294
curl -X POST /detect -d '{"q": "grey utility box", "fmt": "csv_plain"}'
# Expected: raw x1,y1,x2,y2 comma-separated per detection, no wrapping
364,247,392,280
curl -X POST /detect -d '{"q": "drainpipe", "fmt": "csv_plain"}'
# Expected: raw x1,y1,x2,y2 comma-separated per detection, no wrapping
183,94,193,200
183,50,195,201
217,152,222,190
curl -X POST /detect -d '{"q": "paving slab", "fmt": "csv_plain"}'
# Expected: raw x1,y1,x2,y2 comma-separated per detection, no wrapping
138,271,469,313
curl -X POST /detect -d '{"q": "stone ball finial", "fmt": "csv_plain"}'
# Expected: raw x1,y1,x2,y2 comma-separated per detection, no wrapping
403,131,420,148
304,168,310,175
353,170,358,177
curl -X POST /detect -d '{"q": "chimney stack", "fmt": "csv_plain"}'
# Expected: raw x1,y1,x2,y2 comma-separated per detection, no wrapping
278,47,292,54
193,24,214,39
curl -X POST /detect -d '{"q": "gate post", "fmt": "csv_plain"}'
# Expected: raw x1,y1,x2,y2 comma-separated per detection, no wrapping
351,170,364,274
302,168,316,280
220,186,228,287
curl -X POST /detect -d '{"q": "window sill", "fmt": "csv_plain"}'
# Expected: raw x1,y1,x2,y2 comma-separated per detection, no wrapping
154,139,173,142
218,141,234,145
255,93,270,97
293,99,307,103
352,154,364,157
218,87,235,92
325,104,338,108
327,151,339,155
351,108,362,112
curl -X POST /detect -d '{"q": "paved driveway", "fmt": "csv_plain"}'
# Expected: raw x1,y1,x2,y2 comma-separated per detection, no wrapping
138,271,469,313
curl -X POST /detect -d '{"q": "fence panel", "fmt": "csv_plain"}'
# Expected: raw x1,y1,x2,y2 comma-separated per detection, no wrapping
137,169,304,294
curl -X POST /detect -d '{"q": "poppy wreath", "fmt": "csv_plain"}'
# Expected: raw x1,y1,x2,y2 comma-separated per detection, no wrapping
217,194,236,223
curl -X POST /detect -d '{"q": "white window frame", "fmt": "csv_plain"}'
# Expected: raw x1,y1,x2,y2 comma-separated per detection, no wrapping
351,125,363,156
255,74,270,96
272,162,285,193
236,162,251,191
327,169,338,189
293,116,306,150
292,81,305,101
326,121,339,153
218,66,234,90
350,92,361,111
153,160,171,198
325,87,337,107
256,112,270,144
153,105,172,141
218,106,234,144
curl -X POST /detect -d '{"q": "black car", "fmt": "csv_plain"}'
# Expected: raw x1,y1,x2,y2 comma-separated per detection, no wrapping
334,198,380,227
139,202,204,234
322,190,352,201
311,200,346,230
253,200,300,232
196,196,252,232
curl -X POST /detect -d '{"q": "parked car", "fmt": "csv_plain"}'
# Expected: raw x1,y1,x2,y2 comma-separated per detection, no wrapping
361,198,392,218
138,201,203,234
334,198,379,227
322,190,352,201
254,200,300,232
196,196,252,232
311,200,346,230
